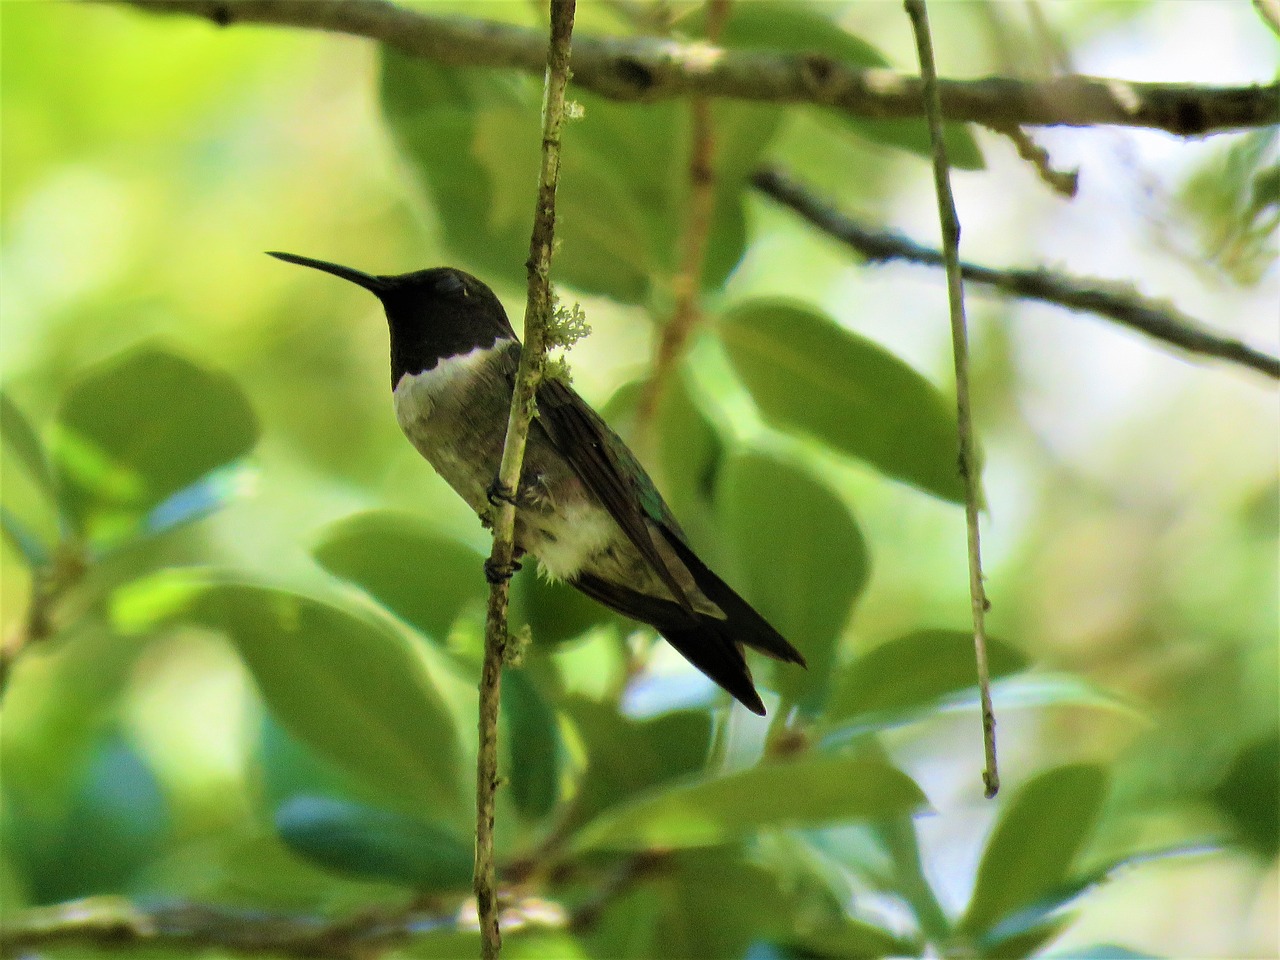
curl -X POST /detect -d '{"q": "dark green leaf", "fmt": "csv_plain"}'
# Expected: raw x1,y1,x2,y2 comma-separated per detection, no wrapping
503,667,562,820
570,752,925,852
719,300,964,502
826,629,1028,730
54,347,258,538
960,764,1109,936
1210,734,1280,858
161,575,462,815
588,848,802,960
313,510,486,643
512,563,616,649
1,391,58,506
562,697,713,830
719,451,868,712
714,2,983,169
275,795,472,891
257,713,386,814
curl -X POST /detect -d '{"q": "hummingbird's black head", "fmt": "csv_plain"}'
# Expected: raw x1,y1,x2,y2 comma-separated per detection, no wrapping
267,252,517,386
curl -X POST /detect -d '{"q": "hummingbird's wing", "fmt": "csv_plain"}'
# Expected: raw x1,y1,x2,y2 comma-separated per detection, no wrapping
534,377,698,613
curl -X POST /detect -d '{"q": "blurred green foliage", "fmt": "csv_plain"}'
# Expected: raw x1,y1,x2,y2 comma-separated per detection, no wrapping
1,2,1276,959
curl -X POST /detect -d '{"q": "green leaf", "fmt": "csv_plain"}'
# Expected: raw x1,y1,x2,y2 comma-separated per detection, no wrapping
780,915,920,960
274,795,472,891
960,764,1109,937
1,391,58,507
562,698,713,830
313,510,486,643
185,576,462,815
719,300,964,502
977,673,1143,717
719,451,868,712
977,844,1213,955
54,347,258,539
825,629,1028,730
257,713,388,814
380,53,781,304
1209,734,1280,858
713,2,983,169
588,846,863,960
978,919,1071,960
570,752,926,852
1,505,50,567
503,667,562,820
512,564,616,649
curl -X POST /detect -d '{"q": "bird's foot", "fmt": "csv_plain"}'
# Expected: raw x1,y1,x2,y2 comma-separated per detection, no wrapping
484,557,522,584
486,479,519,508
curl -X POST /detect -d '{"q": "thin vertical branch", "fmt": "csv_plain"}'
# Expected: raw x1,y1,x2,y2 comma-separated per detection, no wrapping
635,0,732,439
904,0,999,798
476,3,576,958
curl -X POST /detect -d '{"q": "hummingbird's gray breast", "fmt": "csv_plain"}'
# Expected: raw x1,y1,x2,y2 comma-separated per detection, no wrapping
392,341,620,581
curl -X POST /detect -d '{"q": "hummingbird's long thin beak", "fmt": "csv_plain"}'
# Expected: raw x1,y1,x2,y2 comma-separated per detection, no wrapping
266,251,388,295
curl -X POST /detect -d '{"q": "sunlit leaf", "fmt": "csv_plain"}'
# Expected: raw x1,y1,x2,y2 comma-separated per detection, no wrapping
815,672,1142,748
719,451,868,712
960,764,1108,937
274,795,472,891
570,752,925,852
313,510,486,643
128,572,463,815
825,629,1027,729
54,347,258,539
719,300,964,502
976,674,1143,717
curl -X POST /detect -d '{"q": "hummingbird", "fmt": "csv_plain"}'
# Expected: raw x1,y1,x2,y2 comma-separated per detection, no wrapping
268,252,806,715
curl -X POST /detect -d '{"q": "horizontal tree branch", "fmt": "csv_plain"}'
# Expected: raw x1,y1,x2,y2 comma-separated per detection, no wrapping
113,0,1279,134
752,167,1280,381
0,897,563,959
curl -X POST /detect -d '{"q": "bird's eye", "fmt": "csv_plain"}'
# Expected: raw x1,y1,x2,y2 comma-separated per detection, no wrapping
435,273,466,296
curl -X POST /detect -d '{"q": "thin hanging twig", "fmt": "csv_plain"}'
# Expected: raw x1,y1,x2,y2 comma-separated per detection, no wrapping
476,4,576,958
904,0,999,798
